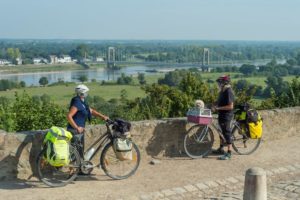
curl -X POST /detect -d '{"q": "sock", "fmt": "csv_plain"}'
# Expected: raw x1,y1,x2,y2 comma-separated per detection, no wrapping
227,150,232,154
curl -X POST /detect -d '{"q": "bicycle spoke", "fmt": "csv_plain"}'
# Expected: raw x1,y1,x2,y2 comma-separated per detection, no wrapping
232,126,261,155
101,142,140,180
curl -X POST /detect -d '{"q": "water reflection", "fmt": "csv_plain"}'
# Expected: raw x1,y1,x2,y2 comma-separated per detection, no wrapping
0,66,162,86
0,60,286,86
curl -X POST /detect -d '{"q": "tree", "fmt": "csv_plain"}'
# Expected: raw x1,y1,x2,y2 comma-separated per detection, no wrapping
264,75,288,97
233,80,257,105
70,44,89,60
20,81,26,88
138,73,146,85
6,48,21,60
117,73,133,85
39,77,49,86
120,89,128,103
296,53,300,65
12,92,66,131
286,58,297,66
239,64,256,76
78,75,88,83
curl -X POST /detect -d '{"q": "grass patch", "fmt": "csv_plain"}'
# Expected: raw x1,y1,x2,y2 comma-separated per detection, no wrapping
0,82,145,106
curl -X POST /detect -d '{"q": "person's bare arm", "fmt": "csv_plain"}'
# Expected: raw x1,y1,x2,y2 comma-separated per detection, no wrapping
90,108,109,121
67,106,84,133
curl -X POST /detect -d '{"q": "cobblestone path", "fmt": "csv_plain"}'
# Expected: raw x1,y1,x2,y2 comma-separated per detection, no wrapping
135,164,300,200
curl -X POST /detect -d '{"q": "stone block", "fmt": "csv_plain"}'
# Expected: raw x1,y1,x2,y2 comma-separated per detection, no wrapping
172,187,186,195
204,180,219,188
226,177,239,184
161,189,176,196
0,132,6,150
196,183,209,190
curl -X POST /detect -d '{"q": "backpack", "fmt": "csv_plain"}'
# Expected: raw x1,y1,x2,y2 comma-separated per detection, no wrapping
235,104,263,139
44,126,73,167
113,118,131,134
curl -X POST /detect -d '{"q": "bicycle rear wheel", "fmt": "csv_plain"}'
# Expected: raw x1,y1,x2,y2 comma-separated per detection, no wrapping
100,141,140,180
184,124,214,159
36,145,81,187
232,126,261,155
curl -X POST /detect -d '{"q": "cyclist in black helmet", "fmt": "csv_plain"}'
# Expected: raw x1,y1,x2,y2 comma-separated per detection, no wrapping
212,75,235,160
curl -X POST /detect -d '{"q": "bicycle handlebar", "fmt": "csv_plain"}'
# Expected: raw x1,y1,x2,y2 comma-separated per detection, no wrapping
105,118,114,125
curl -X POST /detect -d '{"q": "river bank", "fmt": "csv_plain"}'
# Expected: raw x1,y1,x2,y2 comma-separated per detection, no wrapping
0,63,104,74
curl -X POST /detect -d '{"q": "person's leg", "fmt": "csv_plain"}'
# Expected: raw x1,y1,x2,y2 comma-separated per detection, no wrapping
68,128,84,158
218,118,232,160
212,119,226,154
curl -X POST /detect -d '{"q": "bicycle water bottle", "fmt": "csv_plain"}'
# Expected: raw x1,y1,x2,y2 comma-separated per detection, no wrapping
84,148,95,161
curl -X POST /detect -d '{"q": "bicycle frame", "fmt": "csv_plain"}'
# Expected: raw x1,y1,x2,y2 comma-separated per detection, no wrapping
209,117,242,142
71,123,113,164
84,124,113,162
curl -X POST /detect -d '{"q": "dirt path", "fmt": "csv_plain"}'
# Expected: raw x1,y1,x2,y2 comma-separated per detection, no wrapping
1,135,300,200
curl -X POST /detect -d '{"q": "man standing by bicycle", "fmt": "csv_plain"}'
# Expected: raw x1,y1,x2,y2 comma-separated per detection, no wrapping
212,75,235,160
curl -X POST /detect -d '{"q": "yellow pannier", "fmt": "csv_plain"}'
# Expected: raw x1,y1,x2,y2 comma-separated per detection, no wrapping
248,120,263,139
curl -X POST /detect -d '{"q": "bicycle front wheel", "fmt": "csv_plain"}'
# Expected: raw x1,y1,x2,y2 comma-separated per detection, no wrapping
232,126,261,155
100,141,140,180
184,124,214,159
36,145,81,187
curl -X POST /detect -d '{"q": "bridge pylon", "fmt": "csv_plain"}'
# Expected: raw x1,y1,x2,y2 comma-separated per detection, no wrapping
107,47,116,68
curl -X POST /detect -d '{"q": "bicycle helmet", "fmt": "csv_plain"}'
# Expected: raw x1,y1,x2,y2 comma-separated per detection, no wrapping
75,84,89,95
216,75,230,84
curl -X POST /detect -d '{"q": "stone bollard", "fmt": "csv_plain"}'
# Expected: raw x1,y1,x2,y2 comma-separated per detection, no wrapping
243,167,267,200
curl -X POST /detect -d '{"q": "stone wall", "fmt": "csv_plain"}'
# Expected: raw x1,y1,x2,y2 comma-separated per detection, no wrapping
0,107,299,180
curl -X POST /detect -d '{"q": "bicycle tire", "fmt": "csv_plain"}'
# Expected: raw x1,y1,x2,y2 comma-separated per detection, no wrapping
184,124,214,159
36,145,81,187
100,141,140,180
231,126,261,155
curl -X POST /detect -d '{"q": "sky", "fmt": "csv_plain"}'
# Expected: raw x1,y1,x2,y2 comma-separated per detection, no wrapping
0,0,300,41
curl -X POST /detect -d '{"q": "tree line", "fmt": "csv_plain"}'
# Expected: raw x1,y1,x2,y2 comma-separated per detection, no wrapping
2,40,300,63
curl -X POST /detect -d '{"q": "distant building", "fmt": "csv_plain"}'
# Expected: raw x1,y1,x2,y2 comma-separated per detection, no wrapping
0,59,11,65
33,58,42,64
15,57,22,65
57,55,72,63
49,55,58,64
33,58,48,64
95,57,104,62
81,58,91,63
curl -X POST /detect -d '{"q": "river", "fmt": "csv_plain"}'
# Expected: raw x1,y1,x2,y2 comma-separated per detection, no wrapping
0,59,286,86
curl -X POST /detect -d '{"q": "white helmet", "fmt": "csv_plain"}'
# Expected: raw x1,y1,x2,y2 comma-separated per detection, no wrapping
75,84,89,95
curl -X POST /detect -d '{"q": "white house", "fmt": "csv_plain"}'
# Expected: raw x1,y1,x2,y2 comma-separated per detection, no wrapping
16,57,22,65
33,58,42,64
95,57,104,62
49,55,58,64
0,59,11,65
57,55,72,63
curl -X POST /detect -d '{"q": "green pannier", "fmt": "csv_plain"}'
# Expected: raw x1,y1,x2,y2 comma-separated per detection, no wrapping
44,126,73,167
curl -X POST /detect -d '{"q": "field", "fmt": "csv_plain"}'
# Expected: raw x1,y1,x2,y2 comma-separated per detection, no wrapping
0,83,145,106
